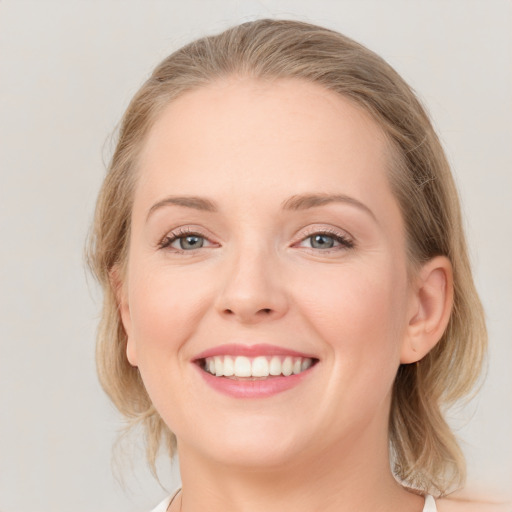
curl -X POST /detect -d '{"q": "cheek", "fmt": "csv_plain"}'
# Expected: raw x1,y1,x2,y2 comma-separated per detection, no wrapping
127,265,213,365
125,266,215,424
297,260,409,424
296,260,408,364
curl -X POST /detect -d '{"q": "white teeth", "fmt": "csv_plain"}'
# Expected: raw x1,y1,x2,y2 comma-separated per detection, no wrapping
214,356,223,377
252,356,269,377
234,356,252,377
203,355,315,378
269,356,281,376
282,356,293,376
301,358,313,371
223,355,234,376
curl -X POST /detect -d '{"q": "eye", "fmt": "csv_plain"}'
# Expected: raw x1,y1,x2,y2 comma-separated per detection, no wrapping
173,234,205,250
297,230,354,251
309,234,337,249
159,228,216,252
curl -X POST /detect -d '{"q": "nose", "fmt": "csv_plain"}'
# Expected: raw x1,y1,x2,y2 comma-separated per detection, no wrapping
215,247,289,324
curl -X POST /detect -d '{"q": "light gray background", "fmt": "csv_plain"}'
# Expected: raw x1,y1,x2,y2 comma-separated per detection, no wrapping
1,1,511,511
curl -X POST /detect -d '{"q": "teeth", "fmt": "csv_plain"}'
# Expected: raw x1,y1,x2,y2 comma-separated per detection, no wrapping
234,356,252,377
223,355,234,376
214,356,223,377
252,356,269,377
203,355,315,378
282,356,293,376
301,358,313,371
269,356,281,376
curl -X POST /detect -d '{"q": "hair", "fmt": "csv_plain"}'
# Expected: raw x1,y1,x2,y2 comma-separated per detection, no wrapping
87,18,486,496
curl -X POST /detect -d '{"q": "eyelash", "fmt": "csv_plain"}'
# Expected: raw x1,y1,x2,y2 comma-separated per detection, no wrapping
158,227,213,253
158,227,354,253
295,228,354,252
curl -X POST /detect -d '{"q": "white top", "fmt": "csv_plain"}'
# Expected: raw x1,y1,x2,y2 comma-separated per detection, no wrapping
149,492,176,512
149,491,438,511
150,489,180,512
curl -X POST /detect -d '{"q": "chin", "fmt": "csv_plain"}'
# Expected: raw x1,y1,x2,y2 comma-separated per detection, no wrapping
177,414,316,470
203,440,305,471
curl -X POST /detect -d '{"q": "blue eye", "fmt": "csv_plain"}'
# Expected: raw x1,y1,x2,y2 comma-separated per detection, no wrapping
174,235,204,250
299,231,354,250
160,231,211,251
309,234,336,249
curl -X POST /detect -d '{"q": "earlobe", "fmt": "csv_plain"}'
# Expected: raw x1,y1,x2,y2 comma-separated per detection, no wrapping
400,256,454,364
110,265,138,367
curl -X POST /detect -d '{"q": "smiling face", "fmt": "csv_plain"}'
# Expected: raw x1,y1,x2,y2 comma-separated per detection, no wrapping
119,78,416,470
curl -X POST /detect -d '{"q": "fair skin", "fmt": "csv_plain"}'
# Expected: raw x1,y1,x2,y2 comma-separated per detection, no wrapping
117,78,456,512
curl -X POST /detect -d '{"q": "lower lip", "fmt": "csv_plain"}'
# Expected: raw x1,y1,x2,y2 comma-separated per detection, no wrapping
194,365,315,399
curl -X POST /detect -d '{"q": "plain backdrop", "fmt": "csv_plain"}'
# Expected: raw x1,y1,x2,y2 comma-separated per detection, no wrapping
0,1,511,511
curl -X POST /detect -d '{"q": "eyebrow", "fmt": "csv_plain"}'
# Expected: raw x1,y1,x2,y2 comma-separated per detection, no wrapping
147,193,376,221
281,193,377,221
147,195,217,220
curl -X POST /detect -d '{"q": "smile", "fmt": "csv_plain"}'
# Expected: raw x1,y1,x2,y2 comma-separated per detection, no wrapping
193,344,319,398
200,355,315,379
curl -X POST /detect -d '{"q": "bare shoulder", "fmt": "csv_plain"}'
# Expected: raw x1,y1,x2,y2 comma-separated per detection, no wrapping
437,496,512,512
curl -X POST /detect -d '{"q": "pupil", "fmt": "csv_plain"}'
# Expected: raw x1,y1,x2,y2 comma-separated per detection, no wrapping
311,234,334,249
181,235,203,250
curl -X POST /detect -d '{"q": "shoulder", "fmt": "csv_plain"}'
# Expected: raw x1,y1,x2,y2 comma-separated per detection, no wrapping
436,495,511,512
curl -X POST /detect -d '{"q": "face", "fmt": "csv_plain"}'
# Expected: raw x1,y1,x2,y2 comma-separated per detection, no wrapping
120,78,415,470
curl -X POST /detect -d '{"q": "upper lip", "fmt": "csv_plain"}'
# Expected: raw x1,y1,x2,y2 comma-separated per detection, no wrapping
193,343,318,361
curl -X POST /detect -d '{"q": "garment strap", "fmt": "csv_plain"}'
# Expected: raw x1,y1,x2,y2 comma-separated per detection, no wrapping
423,494,437,512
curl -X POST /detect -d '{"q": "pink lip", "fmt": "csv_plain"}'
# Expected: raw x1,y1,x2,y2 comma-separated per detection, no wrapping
193,343,316,360
194,364,316,399
192,343,318,399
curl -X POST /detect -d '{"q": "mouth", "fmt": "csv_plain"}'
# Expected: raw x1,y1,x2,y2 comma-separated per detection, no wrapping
192,344,319,398
197,355,317,379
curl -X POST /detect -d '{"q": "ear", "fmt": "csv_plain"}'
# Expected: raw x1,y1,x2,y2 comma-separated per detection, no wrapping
110,265,138,367
400,256,454,364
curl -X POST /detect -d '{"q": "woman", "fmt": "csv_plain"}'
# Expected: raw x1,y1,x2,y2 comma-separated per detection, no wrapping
88,19,500,512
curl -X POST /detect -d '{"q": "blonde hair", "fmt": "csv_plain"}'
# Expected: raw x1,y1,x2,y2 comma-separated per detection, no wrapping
87,19,486,496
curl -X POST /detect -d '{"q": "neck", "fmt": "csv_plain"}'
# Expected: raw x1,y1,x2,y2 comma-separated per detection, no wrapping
174,412,423,512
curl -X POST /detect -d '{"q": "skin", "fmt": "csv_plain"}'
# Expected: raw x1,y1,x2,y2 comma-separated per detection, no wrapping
117,77,455,512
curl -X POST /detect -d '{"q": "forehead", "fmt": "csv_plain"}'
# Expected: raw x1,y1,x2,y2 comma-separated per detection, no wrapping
135,77,394,213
